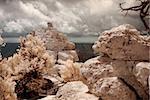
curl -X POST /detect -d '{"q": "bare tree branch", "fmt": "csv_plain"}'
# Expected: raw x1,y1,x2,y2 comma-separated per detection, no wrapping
119,0,150,33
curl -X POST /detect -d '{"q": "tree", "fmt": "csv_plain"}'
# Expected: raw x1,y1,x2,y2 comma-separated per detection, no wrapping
119,0,150,33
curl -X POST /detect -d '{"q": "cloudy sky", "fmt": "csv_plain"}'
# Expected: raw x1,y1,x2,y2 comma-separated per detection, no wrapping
0,0,143,38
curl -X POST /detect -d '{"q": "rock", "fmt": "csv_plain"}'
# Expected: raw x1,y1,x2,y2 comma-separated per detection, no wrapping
81,56,114,87
111,60,148,100
57,81,89,95
57,93,99,100
39,95,56,100
56,81,99,100
133,62,150,94
58,50,79,62
35,27,75,51
35,25,78,63
91,77,136,100
93,24,150,61
81,55,148,100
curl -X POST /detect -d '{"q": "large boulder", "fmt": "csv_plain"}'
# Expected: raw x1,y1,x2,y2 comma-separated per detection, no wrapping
93,24,150,61
91,77,136,100
81,56,114,87
81,56,148,100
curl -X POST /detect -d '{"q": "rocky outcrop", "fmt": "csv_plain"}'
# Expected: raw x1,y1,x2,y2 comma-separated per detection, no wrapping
0,24,149,100
81,24,150,100
93,24,150,61
34,24,79,63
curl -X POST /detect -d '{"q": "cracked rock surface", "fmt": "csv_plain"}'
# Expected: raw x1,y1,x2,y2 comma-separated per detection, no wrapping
133,62,150,94
93,24,150,61
91,77,136,100
81,24,149,100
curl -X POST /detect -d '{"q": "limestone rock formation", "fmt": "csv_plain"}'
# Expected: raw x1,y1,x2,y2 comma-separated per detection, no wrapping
93,24,150,61
1,24,149,100
81,56,114,87
91,77,136,100
133,62,150,94
34,23,79,63
35,24,75,51
81,56,147,100
57,50,79,63
81,24,149,100
40,81,99,100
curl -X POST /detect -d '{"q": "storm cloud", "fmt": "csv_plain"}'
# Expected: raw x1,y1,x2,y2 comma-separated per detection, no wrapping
0,0,143,37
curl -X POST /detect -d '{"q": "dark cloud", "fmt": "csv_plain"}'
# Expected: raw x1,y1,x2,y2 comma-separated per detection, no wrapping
0,0,143,40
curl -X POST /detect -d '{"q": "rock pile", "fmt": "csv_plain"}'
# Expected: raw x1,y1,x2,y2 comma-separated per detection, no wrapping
81,24,150,100
34,23,79,64
0,24,149,100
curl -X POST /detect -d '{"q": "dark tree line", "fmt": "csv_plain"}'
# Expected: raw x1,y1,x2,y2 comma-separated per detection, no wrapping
119,0,150,33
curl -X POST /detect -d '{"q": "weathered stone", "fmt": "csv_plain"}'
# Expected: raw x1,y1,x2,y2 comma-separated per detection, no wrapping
56,81,98,100
81,56,114,87
133,62,150,94
57,81,89,95
91,77,136,100
93,24,150,61
35,27,75,51
111,60,148,100
58,50,79,62
81,55,148,100
35,25,78,63
39,95,56,100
